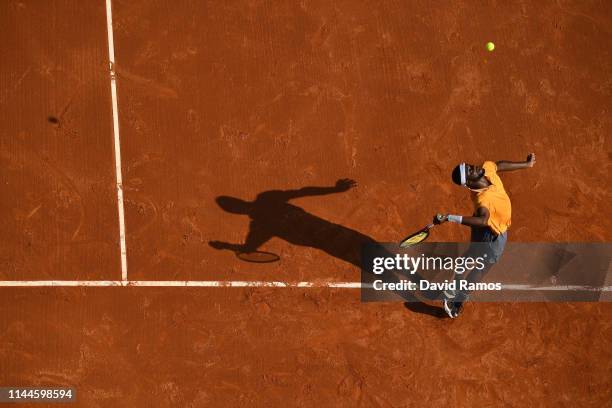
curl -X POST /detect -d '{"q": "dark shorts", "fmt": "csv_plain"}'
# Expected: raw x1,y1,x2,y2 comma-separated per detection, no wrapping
454,227,508,302
470,227,508,264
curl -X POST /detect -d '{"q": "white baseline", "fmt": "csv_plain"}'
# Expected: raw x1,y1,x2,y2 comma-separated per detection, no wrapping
0,281,610,290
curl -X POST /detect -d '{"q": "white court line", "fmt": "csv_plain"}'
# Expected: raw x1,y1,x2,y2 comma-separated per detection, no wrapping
105,0,128,281
0,280,364,288
0,281,610,291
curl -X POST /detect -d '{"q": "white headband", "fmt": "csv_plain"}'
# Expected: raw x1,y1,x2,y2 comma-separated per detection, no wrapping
459,163,467,185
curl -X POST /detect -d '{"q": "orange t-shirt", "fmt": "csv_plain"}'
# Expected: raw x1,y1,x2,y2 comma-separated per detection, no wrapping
472,161,511,234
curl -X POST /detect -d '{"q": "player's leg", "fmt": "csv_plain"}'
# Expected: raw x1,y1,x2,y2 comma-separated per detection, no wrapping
454,230,507,302
444,226,490,299
444,228,507,318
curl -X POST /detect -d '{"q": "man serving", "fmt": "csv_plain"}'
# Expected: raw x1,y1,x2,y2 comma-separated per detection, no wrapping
437,153,536,318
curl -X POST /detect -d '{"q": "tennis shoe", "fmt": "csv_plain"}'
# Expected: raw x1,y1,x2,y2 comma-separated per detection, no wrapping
443,298,464,319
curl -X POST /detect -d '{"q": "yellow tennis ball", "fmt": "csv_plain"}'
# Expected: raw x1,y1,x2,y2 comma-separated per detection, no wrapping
486,42,495,51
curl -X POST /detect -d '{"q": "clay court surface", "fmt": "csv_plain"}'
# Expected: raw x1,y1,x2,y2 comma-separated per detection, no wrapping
1,0,611,406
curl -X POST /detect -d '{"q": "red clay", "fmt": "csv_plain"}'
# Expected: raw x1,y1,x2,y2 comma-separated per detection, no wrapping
0,0,119,280
1,288,611,407
112,0,611,282
1,0,611,406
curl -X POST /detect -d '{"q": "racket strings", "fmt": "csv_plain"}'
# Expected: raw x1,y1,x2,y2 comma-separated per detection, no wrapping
399,231,429,247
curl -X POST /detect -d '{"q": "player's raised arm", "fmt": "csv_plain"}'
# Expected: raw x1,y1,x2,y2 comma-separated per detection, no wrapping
495,153,536,172
283,178,357,199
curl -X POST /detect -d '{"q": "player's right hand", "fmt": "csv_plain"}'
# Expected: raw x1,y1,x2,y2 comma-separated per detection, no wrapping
434,214,448,224
209,240,229,249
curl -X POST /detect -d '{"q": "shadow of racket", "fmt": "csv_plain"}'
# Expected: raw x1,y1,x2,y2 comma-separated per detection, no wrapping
236,251,280,263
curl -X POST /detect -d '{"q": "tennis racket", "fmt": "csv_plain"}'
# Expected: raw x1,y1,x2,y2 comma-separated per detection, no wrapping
399,214,443,248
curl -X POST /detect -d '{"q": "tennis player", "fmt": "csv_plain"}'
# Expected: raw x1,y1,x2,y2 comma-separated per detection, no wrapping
436,153,536,318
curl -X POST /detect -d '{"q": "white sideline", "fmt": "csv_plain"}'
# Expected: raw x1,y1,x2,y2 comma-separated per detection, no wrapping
105,0,128,281
0,281,609,291
0,280,364,288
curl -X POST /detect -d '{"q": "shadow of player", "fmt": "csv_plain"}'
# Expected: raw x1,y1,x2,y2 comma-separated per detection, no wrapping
209,179,372,268
209,178,447,318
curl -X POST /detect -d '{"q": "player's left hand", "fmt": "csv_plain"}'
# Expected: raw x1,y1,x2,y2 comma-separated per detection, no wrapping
526,153,536,167
335,178,357,191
